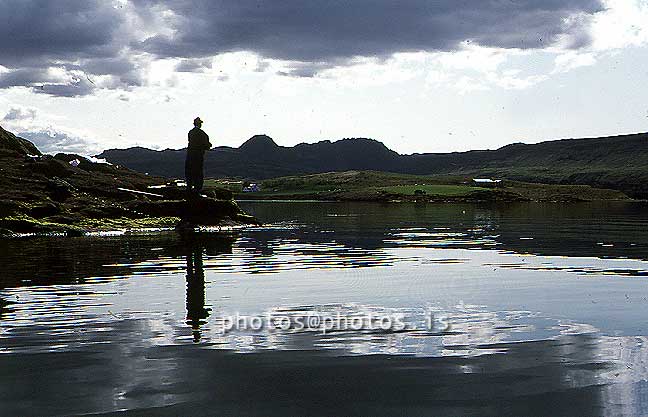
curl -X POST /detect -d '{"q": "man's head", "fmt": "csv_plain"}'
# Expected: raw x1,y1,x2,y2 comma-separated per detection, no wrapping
193,117,203,127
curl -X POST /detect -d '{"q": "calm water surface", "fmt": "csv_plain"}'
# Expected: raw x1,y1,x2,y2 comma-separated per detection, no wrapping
2,201,648,416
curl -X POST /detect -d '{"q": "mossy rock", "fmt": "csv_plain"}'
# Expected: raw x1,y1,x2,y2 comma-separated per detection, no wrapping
30,158,75,178
0,215,82,234
0,199,25,217
79,205,134,219
205,187,234,200
0,216,56,233
0,227,16,238
46,177,75,201
0,126,41,155
44,215,80,225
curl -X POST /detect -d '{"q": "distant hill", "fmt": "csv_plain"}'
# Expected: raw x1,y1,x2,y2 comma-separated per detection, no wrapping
98,132,648,198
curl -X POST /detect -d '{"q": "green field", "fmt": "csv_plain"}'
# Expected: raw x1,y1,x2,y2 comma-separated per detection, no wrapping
228,170,630,202
373,184,487,196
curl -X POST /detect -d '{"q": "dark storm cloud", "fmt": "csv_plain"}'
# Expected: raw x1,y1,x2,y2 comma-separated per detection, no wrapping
35,79,97,98
0,0,133,96
0,67,97,97
137,0,604,64
0,1,124,64
0,0,604,95
0,68,51,89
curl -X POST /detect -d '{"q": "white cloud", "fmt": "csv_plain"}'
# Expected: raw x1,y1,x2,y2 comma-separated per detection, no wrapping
553,51,598,73
16,129,103,155
318,56,423,87
590,0,648,50
436,47,510,73
2,106,37,122
2,106,101,155
424,47,549,92
454,76,490,94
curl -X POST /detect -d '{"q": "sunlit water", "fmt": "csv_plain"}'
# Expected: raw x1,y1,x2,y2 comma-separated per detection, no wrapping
2,201,648,416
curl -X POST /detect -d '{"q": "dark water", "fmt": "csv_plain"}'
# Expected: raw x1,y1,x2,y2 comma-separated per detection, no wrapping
2,201,648,416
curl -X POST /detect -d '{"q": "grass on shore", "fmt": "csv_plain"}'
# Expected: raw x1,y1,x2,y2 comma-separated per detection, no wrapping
373,184,487,196
227,170,630,202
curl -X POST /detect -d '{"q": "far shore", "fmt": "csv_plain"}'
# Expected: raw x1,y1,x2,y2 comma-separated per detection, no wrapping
224,171,633,204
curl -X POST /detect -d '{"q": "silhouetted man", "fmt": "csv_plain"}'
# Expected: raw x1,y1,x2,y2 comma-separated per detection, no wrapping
185,117,212,196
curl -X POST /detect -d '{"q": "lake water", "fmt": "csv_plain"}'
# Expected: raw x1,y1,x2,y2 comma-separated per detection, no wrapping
2,201,648,416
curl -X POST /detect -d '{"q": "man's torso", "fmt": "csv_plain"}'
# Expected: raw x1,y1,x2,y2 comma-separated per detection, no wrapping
188,127,210,151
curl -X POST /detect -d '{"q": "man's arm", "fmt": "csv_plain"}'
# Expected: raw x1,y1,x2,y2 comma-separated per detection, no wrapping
202,131,212,150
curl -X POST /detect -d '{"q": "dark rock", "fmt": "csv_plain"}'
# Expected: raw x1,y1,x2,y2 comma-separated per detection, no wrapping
29,202,61,218
152,185,234,201
65,229,85,237
44,215,79,225
0,217,47,233
149,185,187,200
207,187,234,200
79,205,133,219
31,158,75,178
0,199,23,217
0,125,41,156
0,227,16,238
128,197,257,226
46,178,75,201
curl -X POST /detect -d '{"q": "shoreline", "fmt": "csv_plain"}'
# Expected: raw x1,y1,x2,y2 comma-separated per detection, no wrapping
0,218,259,240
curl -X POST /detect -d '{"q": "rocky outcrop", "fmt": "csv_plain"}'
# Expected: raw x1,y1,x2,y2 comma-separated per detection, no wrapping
0,125,41,156
129,197,260,227
0,124,258,236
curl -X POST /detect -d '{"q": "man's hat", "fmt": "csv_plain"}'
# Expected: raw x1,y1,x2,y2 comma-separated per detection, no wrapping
194,117,203,124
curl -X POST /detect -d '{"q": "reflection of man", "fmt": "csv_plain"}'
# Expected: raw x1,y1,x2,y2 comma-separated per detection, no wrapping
186,243,211,343
185,117,212,197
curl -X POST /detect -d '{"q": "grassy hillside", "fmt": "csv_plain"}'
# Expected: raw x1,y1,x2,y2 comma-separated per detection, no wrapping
233,171,629,203
405,133,648,197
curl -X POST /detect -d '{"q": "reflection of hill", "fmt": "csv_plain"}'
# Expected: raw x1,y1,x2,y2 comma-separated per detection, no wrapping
241,201,648,261
3,201,648,290
0,232,235,289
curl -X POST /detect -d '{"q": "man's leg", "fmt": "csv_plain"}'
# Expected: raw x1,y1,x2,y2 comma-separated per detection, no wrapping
185,155,194,194
185,176,194,195
195,153,205,193
196,168,204,194
186,152,202,196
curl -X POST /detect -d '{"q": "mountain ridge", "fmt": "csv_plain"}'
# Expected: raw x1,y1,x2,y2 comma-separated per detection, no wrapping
98,132,648,198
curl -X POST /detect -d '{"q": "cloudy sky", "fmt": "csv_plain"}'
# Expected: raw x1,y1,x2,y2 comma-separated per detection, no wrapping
1,0,647,155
